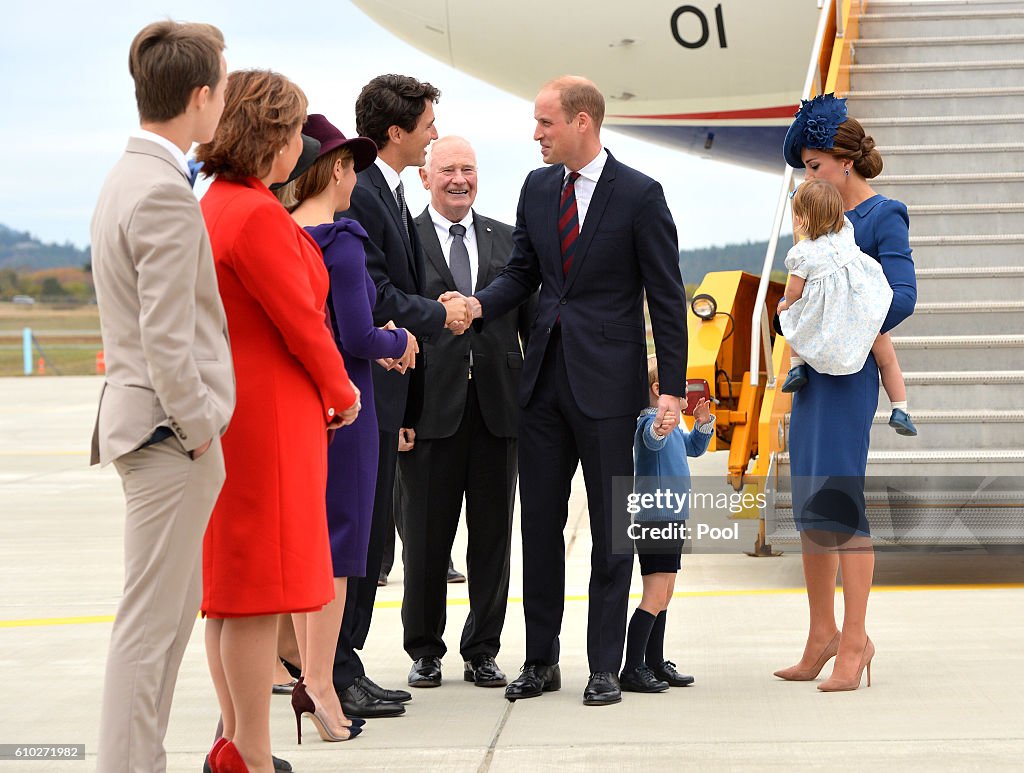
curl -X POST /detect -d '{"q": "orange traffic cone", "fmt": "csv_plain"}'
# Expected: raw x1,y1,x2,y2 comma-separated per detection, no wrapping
37,357,45,375
96,350,106,375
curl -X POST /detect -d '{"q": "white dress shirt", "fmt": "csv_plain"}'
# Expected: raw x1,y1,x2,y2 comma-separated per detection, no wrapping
428,205,478,290
374,157,404,205
564,148,608,230
132,129,191,178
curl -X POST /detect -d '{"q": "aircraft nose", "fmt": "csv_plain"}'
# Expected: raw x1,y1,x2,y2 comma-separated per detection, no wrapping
352,0,451,63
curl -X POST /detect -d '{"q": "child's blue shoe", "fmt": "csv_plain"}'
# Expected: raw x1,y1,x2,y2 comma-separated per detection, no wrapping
780,364,808,393
889,408,918,436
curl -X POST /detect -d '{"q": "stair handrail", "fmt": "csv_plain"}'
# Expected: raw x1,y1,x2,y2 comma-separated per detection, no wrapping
748,0,837,388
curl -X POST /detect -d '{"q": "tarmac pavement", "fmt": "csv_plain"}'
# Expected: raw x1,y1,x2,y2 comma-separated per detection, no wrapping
1,376,1022,772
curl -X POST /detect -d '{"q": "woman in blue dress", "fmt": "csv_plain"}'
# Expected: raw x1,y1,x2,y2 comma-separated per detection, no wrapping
281,115,417,740
773,95,916,691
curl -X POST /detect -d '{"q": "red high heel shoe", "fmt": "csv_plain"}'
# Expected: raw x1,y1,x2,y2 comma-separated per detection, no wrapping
215,741,249,773
207,737,228,773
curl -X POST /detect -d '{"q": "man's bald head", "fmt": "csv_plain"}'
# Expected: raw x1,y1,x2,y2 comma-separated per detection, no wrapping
420,135,478,222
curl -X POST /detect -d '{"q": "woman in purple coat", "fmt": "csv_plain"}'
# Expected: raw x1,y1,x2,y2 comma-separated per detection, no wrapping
280,114,417,742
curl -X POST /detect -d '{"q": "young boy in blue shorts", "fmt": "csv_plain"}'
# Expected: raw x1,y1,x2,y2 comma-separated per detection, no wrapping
620,355,714,692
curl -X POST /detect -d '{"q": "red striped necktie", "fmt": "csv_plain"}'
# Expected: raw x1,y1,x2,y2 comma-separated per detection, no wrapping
559,171,581,276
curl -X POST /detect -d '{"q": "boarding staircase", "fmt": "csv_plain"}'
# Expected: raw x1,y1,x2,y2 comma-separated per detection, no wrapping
763,0,1024,546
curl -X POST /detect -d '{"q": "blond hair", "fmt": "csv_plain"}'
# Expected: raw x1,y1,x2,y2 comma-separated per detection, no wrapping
792,179,845,240
647,354,659,390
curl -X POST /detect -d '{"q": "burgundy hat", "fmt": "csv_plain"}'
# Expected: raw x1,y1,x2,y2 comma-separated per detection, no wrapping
303,114,378,173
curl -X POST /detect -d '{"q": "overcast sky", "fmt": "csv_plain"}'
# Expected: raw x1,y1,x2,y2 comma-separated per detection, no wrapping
0,1,786,256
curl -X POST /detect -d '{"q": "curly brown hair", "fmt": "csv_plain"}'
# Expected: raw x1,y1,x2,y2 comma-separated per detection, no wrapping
196,69,307,180
355,74,440,151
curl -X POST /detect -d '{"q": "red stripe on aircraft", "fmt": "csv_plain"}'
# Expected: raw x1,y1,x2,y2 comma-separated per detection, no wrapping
608,105,799,121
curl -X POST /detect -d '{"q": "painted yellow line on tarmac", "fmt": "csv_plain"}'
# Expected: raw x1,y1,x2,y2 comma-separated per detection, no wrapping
4,583,1021,628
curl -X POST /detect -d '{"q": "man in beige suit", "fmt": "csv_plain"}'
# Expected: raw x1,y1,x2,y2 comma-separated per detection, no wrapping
90,21,234,773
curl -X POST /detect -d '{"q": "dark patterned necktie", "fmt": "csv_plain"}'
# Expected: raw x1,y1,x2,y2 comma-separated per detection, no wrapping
395,179,410,238
559,171,581,276
449,224,473,295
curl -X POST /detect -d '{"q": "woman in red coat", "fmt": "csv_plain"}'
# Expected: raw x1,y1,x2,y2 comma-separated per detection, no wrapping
196,70,359,773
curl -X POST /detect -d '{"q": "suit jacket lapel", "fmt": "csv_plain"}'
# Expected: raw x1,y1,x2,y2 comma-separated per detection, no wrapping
415,211,456,289
474,213,496,291
563,153,617,295
368,164,415,258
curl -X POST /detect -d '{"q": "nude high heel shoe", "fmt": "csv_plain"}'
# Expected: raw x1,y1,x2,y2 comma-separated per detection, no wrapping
818,637,874,692
773,632,841,681
291,679,362,743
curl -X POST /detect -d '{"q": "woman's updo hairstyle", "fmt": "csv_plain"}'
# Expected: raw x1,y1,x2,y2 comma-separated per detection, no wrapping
829,118,883,179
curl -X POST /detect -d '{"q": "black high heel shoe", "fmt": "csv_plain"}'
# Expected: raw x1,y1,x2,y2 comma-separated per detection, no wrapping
291,680,363,743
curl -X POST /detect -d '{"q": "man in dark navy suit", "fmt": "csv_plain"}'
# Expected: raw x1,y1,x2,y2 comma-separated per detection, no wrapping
400,136,535,691
332,74,471,718
454,75,688,706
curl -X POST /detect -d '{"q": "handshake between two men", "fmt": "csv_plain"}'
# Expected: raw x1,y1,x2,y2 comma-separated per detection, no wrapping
439,290,481,334
373,291,480,376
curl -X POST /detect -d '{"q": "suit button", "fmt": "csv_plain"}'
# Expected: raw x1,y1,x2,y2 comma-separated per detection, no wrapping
328,408,336,417
545,327,551,334
559,299,567,305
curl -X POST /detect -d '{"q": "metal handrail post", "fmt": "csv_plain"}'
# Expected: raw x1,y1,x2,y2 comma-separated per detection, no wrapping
748,0,834,388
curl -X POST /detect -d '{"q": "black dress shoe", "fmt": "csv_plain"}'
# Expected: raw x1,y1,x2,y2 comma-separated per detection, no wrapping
204,753,292,772
650,659,695,687
619,664,669,693
408,656,442,687
447,564,467,583
583,671,622,706
339,682,406,718
464,654,507,687
504,663,560,701
356,674,412,703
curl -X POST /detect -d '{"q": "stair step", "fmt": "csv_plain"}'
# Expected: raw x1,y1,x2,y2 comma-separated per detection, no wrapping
869,0,1024,8
900,368,1024,383
916,266,1024,301
775,448,1024,476
848,86,1024,118
766,507,1024,546
872,172,1024,206
855,36,1024,63
861,114,1024,144
858,7,1024,39
896,301,1024,335
875,142,1024,174
909,233,1024,264
777,449,1024,463
891,334,1024,369
870,409,1024,449
852,61,1024,90
880,370,1024,409
773,489,1024,506
909,202,1024,213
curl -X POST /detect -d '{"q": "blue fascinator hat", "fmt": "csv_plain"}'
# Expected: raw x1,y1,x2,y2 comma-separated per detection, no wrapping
783,93,848,168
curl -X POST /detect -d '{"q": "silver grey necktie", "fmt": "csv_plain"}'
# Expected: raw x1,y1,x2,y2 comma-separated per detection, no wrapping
449,223,473,295
395,180,410,238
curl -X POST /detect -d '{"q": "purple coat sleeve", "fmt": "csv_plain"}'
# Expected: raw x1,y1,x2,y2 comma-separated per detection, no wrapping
323,229,408,361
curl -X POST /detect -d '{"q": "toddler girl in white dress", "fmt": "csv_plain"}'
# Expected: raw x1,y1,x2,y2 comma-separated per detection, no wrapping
778,179,916,436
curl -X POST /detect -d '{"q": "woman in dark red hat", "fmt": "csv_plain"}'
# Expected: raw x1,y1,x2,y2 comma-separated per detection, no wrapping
276,114,417,742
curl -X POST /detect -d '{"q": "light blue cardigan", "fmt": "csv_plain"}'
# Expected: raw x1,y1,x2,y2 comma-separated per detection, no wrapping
632,408,715,522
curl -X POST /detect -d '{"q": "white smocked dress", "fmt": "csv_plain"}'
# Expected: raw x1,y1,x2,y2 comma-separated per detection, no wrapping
779,218,893,375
